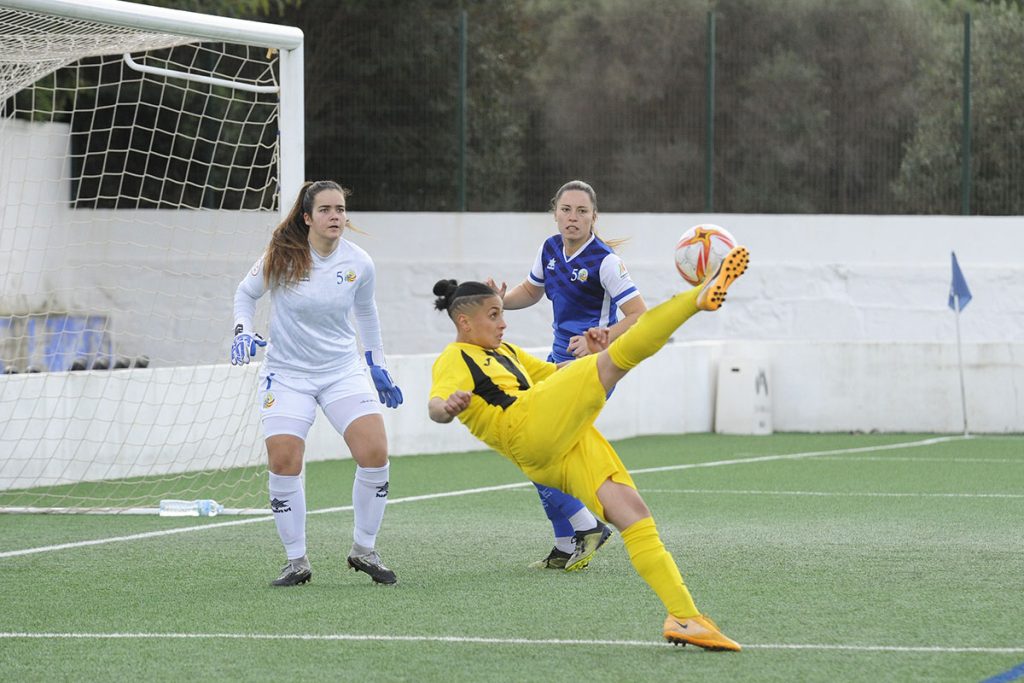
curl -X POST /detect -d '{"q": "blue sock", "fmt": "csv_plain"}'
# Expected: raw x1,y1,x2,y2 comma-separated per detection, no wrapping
535,482,593,539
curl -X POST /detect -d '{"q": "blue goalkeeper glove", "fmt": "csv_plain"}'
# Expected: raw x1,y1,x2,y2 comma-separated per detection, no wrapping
231,327,266,365
366,351,403,409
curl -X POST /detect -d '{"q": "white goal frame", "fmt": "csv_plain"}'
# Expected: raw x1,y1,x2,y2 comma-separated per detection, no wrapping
0,0,305,513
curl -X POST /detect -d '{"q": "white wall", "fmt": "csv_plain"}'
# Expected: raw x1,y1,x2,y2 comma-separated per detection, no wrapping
0,364,263,488
2,208,1023,488
345,212,1024,354
4,335,1018,488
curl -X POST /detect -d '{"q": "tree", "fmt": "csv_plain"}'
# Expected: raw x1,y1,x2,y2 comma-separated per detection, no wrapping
894,1,1024,214
713,0,940,213
284,0,535,210
521,0,709,211
518,0,941,213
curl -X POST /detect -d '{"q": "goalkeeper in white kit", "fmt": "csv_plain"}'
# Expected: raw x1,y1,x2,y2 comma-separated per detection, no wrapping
232,180,403,587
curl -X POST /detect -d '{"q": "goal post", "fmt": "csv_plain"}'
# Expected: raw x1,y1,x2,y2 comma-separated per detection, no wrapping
0,0,304,513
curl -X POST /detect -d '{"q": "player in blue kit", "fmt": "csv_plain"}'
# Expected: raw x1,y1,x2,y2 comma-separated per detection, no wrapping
489,180,647,571
232,180,403,587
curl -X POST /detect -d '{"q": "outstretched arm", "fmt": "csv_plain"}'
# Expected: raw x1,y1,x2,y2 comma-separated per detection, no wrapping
428,391,472,423
605,295,647,343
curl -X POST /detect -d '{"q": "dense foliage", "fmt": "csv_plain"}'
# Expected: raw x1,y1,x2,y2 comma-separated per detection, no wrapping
112,0,1024,213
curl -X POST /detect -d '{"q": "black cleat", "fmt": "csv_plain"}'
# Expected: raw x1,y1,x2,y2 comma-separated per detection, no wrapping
271,555,312,587
565,522,613,572
528,546,572,569
347,550,397,585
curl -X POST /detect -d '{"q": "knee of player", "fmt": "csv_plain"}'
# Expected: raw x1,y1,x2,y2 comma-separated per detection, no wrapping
616,488,651,519
351,447,388,468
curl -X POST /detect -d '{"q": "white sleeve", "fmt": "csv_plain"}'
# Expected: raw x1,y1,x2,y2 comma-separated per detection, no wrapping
599,253,641,306
233,257,267,334
352,257,386,366
527,243,546,287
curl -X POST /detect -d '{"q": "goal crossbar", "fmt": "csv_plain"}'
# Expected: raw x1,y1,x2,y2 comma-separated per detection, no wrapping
0,0,303,49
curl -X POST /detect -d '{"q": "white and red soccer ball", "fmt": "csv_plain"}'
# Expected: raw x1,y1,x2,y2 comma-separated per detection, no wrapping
674,224,737,286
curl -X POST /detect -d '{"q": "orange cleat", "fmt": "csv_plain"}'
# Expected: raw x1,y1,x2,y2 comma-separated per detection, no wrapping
663,613,742,651
696,246,749,311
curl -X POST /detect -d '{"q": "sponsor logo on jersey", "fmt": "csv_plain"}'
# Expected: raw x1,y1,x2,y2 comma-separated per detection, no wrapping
577,268,589,282
250,264,260,276
263,392,275,409
547,258,556,270
618,261,629,278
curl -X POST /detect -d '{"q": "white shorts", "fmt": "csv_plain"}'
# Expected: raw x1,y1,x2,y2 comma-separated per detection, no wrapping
258,369,381,440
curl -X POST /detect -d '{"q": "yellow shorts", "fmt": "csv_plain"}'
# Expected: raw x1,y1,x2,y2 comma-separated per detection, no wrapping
500,354,636,520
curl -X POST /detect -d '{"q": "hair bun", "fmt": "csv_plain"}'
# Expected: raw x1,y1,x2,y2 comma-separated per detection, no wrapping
432,279,458,311
432,279,458,297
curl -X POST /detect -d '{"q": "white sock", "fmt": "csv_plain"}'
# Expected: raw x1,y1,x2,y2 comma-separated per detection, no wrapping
568,507,599,532
352,463,389,550
269,472,306,560
554,536,575,554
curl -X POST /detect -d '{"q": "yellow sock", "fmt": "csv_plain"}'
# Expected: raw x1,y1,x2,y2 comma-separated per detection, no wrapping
607,287,700,371
620,516,699,618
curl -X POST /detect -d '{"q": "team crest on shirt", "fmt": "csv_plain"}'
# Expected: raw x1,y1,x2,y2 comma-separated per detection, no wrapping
577,268,589,282
339,269,357,283
263,392,275,409
547,258,556,271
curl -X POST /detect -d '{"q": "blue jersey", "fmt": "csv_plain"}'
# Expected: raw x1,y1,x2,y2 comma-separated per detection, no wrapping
527,234,640,363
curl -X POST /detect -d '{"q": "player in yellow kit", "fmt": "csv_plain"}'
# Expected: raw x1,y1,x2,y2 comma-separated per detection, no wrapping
428,245,749,650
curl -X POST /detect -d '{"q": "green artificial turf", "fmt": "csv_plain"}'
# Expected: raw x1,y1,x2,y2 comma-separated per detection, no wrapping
1,433,1021,682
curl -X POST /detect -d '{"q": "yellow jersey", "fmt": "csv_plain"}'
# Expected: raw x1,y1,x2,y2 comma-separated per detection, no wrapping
430,341,556,453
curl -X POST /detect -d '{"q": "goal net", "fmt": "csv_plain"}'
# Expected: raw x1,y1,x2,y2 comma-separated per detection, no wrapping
0,0,304,513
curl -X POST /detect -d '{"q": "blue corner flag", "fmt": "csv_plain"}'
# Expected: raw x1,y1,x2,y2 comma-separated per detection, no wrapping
948,251,972,311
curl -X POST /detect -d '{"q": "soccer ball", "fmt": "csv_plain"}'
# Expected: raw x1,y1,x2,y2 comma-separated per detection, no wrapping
674,224,737,286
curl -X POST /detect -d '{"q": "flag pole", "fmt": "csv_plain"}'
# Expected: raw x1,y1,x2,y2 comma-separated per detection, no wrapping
949,252,972,437
953,293,969,436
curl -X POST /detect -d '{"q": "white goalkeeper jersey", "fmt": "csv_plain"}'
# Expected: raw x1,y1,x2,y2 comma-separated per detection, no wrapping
233,238,385,379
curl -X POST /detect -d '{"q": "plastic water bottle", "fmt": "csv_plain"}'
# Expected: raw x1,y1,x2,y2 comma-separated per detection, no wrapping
158,499,224,517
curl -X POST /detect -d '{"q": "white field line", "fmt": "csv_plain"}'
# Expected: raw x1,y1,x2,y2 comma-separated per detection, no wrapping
815,456,1022,464
627,435,964,476
0,435,965,559
0,631,1021,654
0,482,529,559
639,488,1024,499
